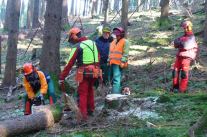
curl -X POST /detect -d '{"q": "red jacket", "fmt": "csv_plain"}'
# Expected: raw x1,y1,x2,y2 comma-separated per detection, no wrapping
174,31,198,60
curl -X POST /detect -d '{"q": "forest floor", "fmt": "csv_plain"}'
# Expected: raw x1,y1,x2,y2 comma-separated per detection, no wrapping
0,9,207,137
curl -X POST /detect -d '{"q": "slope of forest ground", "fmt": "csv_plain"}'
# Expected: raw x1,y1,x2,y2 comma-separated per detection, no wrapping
0,9,207,137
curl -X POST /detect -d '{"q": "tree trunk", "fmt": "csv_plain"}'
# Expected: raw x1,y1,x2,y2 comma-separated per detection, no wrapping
121,0,129,37
83,0,88,16
20,0,26,28
114,0,120,11
0,105,62,137
0,36,1,74
70,0,75,15
62,0,68,26
27,0,34,29
203,0,207,43
104,0,109,23
91,0,98,18
4,0,12,30
0,0,6,28
39,0,46,19
40,0,62,75
160,0,169,19
32,0,40,28
2,0,21,86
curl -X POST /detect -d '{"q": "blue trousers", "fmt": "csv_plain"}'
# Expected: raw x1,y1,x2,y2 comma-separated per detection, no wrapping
108,64,122,94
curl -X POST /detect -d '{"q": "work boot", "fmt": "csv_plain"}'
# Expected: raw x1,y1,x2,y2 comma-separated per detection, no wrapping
49,96,54,105
170,88,179,93
88,111,94,117
24,101,31,115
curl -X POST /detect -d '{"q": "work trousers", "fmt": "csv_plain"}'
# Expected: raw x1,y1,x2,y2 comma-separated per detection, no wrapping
172,57,192,93
77,76,96,120
108,64,122,94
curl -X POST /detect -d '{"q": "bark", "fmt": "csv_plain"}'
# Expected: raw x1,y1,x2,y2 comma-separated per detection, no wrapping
0,105,62,137
62,0,68,26
2,0,21,86
26,0,34,29
40,0,63,75
4,0,12,30
203,0,207,43
121,0,129,37
103,0,109,23
32,0,40,28
160,0,170,19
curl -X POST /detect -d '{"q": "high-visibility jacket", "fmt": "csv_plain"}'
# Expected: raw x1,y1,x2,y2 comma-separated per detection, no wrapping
23,71,48,99
174,32,198,60
109,38,129,65
60,38,100,80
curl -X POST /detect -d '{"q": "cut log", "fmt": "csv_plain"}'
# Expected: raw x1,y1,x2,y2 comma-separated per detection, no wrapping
0,105,62,137
188,111,207,137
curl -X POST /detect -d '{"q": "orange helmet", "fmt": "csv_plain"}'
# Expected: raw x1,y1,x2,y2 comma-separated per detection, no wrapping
68,27,81,36
68,27,81,43
23,63,33,75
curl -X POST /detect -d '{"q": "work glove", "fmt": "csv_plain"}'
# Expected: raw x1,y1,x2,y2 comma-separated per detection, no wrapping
38,93,45,105
121,57,127,63
31,96,42,106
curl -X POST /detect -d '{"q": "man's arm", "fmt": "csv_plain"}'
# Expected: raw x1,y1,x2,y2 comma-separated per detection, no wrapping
59,48,79,80
121,40,130,62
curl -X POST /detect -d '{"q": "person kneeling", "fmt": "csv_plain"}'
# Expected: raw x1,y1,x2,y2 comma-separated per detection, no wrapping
23,63,56,115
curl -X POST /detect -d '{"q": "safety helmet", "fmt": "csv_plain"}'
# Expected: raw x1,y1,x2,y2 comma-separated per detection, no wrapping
102,26,111,33
113,27,125,37
68,27,81,43
23,63,33,75
181,20,193,32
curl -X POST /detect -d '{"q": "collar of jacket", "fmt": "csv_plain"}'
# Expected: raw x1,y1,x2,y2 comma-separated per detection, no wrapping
184,31,193,36
99,36,113,43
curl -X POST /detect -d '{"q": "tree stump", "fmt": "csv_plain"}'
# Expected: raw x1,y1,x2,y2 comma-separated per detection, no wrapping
104,94,130,111
0,105,62,137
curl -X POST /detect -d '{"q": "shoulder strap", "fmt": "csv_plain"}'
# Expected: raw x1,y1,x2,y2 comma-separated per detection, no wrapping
81,41,96,64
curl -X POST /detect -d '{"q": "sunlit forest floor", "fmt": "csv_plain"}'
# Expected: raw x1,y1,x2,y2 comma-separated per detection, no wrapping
0,9,207,137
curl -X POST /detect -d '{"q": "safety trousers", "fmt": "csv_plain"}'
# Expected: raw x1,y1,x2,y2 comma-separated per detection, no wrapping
24,79,56,115
77,76,96,120
108,64,122,94
172,57,191,93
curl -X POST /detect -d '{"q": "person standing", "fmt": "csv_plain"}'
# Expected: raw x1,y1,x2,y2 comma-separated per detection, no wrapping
172,20,198,93
59,27,101,120
108,27,129,94
95,26,113,85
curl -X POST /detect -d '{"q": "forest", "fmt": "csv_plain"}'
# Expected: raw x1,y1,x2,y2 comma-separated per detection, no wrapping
0,0,207,137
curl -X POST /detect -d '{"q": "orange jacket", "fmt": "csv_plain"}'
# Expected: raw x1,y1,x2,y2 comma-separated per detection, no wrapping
109,38,126,65
23,71,48,99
